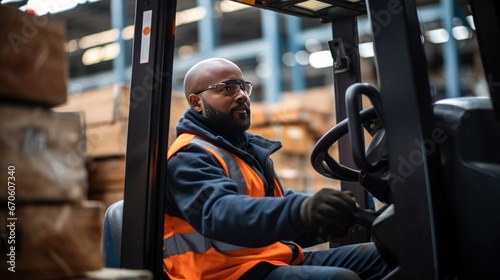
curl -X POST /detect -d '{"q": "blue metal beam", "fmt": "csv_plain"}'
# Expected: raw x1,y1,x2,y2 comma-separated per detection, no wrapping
261,9,282,102
111,0,128,84
442,0,461,98
286,15,305,92
198,0,218,58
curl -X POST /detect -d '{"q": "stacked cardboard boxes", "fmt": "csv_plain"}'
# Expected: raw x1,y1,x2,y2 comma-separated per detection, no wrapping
56,86,189,209
249,87,341,194
56,84,130,209
0,6,104,279
56,84,131,159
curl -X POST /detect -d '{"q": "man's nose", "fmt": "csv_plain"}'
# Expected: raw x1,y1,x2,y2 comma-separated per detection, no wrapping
234,88,248,101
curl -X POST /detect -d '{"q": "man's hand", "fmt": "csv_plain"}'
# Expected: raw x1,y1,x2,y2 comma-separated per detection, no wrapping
300,188,356,231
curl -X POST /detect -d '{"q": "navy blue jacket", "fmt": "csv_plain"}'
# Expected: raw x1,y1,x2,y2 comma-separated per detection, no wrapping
165,109,324,248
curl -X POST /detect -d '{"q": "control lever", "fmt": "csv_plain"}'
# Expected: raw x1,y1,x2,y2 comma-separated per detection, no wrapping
353,207,376,229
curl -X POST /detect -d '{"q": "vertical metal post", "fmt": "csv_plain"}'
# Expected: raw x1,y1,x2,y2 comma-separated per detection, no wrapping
111,0,128,84
469,0,500,127
330,18,369,209
286,15,305,92
261,9,282,103
198,0,218,58
442,0,461,98
120,0,177,278
366,0,443,278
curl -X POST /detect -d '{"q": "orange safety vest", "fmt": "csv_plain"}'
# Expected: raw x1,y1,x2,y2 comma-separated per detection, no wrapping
163,133,304,280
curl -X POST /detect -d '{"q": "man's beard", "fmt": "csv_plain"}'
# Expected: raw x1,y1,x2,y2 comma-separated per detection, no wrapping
202,100,251,134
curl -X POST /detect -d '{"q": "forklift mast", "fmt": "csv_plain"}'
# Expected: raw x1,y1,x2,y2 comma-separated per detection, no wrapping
120,1,177,277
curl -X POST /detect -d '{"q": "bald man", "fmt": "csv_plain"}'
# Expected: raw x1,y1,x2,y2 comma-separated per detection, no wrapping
162,58,390,280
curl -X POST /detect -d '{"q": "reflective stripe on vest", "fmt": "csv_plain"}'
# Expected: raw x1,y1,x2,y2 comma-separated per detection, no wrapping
163,232,247,258
190,137,247,194
164,137,249,258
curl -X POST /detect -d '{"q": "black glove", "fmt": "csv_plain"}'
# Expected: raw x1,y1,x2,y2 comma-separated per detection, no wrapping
300,188,356,230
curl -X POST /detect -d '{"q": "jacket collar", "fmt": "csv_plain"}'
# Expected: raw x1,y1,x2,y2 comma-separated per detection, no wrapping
176,109,282,157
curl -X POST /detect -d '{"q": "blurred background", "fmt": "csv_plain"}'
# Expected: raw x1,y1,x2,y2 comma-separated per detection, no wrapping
4,0,487,100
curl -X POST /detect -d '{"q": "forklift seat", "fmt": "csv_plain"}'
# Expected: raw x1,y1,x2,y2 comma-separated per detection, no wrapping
102,200,171,279
101,199,124,268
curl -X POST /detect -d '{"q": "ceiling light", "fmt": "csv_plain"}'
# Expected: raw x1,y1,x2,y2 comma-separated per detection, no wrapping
282,52,297,67
25,0,100,15
466,15,475,30
79,29,119,49
176,6,206,26
359,42,374,58
425,28,449,44
305,39,322,52
101,43,120,61
65,39,79,53
82,47,102,66
452,25,472,40
309,50,332,69
294,1,333,12
295,50,310,66
219,0,249,13
82,42,120,66
122,25,135,40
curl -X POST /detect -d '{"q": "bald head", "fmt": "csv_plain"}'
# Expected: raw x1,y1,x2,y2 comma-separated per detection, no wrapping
183,58,242,100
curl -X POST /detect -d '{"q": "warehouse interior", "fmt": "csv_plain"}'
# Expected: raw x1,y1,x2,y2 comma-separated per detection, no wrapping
0,0,491,279
3,0,485,99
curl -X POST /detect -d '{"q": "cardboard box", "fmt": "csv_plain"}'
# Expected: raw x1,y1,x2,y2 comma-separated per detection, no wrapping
56,84,130,127
272,151,340,194
0,104,88,202
87,157,126,192
0,201,105,280
86,120,128,158
250,87,336,128
56,86,188,158
0,6,67,106
281,87,336,115
87,157,125,209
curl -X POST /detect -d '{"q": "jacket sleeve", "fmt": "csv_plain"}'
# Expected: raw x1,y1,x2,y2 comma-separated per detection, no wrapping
165,143,312,247
281,189,328,247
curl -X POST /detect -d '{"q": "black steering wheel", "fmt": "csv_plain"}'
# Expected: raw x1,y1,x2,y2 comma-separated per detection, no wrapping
311,83,399,268
310,83,392,204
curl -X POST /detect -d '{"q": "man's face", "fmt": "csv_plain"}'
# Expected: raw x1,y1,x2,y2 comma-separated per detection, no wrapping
201,96,251,134
192,62,252,133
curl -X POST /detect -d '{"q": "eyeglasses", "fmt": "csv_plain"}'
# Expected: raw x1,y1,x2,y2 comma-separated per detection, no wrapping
194,80,252,97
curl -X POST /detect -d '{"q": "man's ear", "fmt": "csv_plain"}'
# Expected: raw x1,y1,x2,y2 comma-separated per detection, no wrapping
188,94,203,113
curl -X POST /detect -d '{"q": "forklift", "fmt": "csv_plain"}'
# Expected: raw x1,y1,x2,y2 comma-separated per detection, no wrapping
109,0,500,279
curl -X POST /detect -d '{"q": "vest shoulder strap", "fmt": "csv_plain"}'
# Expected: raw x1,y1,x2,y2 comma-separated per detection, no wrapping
190,137,246,194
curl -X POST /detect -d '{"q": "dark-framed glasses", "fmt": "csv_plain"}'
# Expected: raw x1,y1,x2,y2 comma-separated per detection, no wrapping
194,80,252,97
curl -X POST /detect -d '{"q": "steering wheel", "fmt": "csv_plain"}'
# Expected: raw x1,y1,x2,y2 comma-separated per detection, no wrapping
310,83,392,204
311,83,399,268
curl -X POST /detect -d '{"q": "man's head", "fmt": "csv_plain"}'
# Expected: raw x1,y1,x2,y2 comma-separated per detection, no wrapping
184,58,252,133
